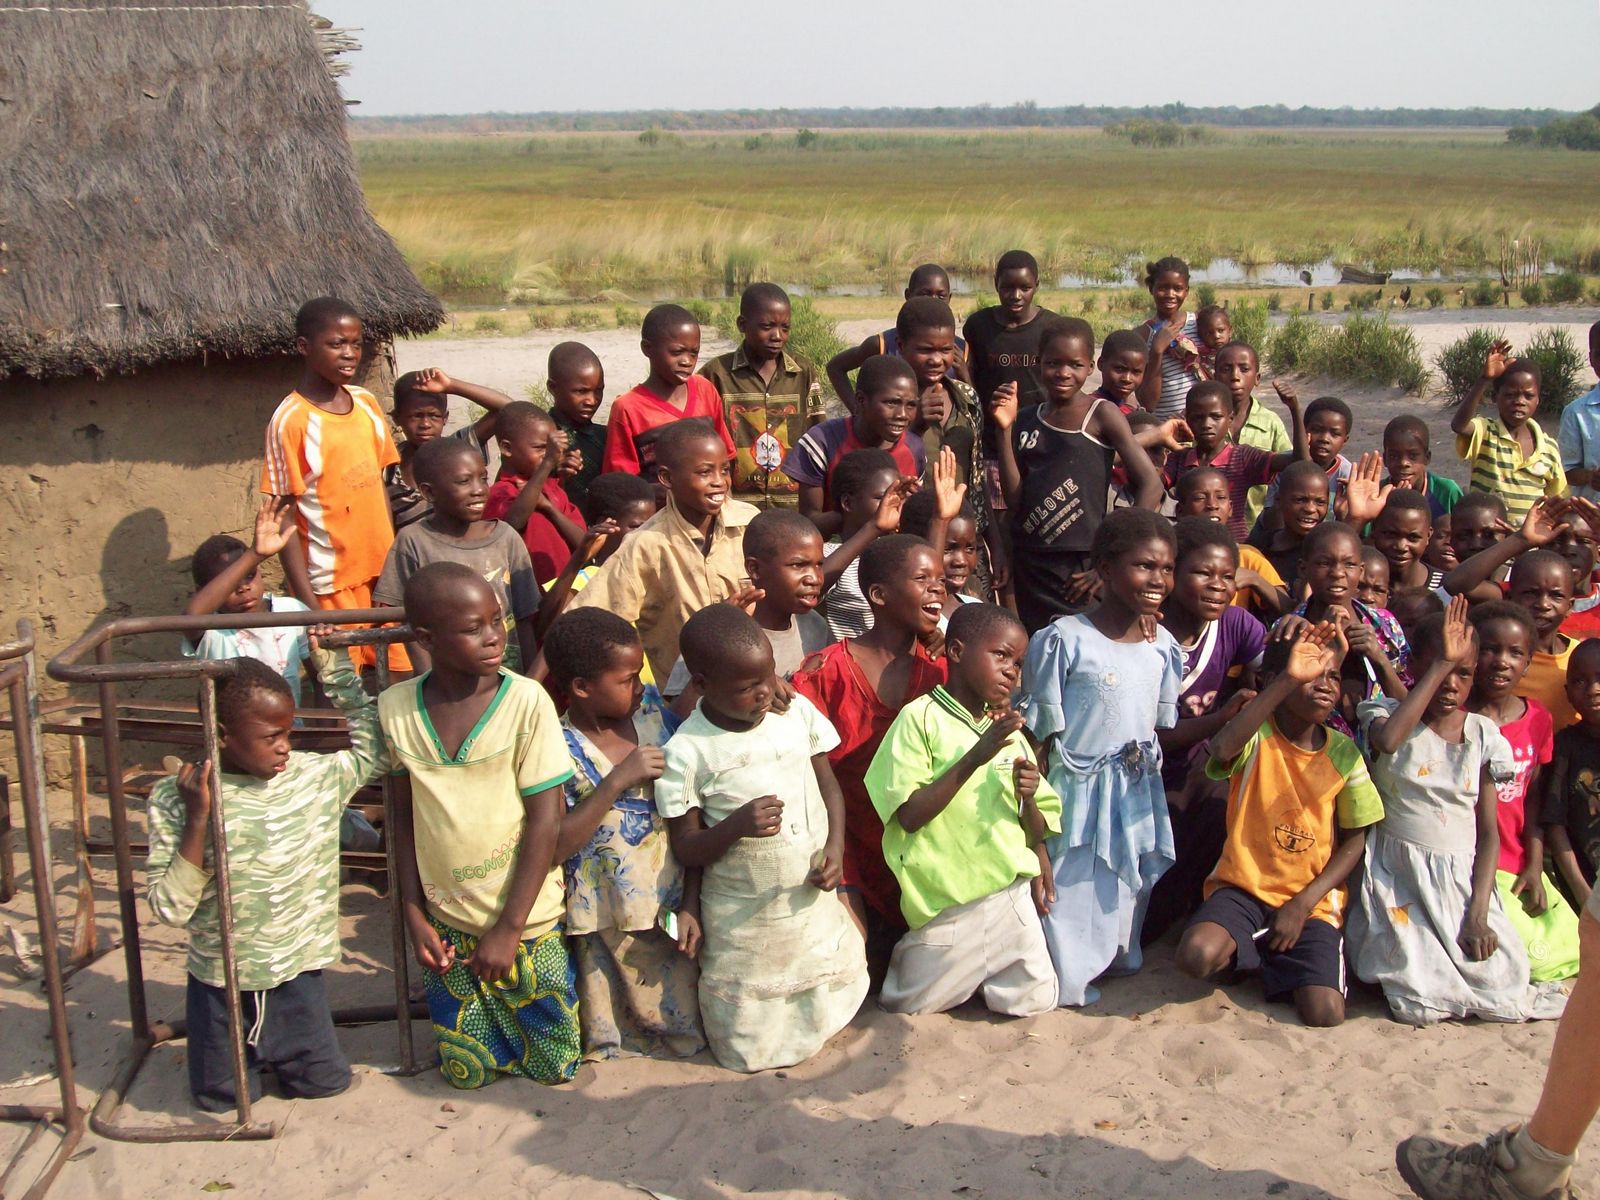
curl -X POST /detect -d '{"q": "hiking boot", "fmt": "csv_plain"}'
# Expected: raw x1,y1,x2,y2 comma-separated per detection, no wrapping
1396,1126,1575,1200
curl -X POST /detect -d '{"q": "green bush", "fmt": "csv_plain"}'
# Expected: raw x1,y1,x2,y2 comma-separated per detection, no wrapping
568,309,605,332
1118,288,1149,313
1425,286,1445,309
1079,293,1099,313
1520,281,1545,306
1194,282,1218,309
527,308,562,331
1267,312,1319,373
1317,314,1428,392
1346,288,1382,312
1433,327,1506,401
1467,279,1502,307
683,298,717,328
1547,271,1585,303
524,380,554,407
795,128,819,149
472,314,505,334
613,303,638,329
1227,299,1271,359
1523,327,1587,411
1320,291,1334,311
785,297,848,398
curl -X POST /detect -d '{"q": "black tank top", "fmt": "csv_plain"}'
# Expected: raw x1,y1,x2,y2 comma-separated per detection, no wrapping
1011,398,1113,555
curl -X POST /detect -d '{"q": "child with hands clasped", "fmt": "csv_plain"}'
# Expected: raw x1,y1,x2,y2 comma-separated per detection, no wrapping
657,605,867,1073
484,401,587,585
1176,622,1382,1027
1021,509,1185,1006
1348,599,1567,1025
1452,340,1565,524
545,608,706,1061
866,604,1063,1017
382,563,582,1089
1135,256,1204,419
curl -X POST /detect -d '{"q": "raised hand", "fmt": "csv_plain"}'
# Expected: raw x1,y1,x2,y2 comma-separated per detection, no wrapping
253,496,297,558
579,518,622,562
1441,594,1475,665
990,381,1019,431
1272,379,1300,410
874,474,921,534
722,584,765,612
1520,496,1572,547
1343,451,1392,525
1483,338,1514,382
932,446,967,521
414,367,453,394
1286,621,1340,683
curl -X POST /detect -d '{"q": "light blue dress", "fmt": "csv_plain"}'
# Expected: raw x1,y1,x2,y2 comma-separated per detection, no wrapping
1020,613,1182,1005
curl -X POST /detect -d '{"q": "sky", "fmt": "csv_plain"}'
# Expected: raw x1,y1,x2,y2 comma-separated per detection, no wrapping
313,0,1600,116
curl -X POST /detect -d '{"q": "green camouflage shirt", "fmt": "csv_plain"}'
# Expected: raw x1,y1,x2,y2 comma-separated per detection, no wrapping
698,346,825,504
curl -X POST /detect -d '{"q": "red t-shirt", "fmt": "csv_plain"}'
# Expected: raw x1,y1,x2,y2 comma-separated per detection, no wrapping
600,376,736,477
791,639,947,927
1495,697,1555,875
483,471,583,584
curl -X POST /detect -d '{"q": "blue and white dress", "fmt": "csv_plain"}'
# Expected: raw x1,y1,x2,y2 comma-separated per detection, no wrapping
1021,613,1183,1005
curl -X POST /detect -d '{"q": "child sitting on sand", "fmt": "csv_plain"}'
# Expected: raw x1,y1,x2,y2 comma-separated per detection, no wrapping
603,304,735,478
866,603,1061,1017
657,605,868,1072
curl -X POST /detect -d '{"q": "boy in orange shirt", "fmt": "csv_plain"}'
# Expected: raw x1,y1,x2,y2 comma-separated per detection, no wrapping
261,296,406,670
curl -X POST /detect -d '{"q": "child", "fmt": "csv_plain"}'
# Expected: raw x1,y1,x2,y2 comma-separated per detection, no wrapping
827,264,971,410
374,437,539,672
1135,256,1204,419
183,500,312,706
1388,587,1444,642
602,304,736,478
386,368,515,530
900,484,982,623
793,535,949,960
545,608,705,1061
1173,466,1287,616
1349,601,1563,1025
1094,328,1149,414
383,562,580,1088
1557,319,1600,500
1263,395,1353,521
483,401,586,584
1194,304,1233,378
1021,509,1184,1005
146,634,382,1110
994,320,1167,632
572,419,759,681
1468,601,1581,983
1452,341,1565,523
1215,341,1293,527
865,603,1062,1016
546,342,609,507
960,250,1074,415
657,605,867,1072
1162,379,1306,543
1245,460,1329,590
783,354,925,536
698,283,826,506
1426,513,1459,573
260,296,405,672
1371,489,1445,592
817,448,914,641
1358,546,1392,610
535,471,661,637
1544,638,1600,907
1382,415,1462,519
1175,623,1383,1027
1507,548,1579,728
1449,489,1508,565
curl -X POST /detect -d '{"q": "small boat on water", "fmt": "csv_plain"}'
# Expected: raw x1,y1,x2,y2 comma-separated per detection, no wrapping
1337,264,1392,285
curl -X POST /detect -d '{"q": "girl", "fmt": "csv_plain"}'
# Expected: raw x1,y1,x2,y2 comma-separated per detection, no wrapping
546,608,706,1061
657,604,867,1072
1134,256,1204,419
1468,602,1581,983
899,449,984,624
1349,598,1566,1026
994,321,1170,633
1021,508,1184,1005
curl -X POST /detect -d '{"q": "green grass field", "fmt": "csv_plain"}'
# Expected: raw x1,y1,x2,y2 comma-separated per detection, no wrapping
353,128,1600,306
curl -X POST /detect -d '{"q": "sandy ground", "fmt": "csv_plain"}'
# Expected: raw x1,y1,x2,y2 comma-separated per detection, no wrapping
3,306,1598,1199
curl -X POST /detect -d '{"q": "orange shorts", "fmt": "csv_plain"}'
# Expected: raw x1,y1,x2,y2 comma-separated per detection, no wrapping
315,581,410,674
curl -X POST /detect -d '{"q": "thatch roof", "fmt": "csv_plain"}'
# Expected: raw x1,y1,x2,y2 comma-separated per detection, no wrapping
0,0,443,380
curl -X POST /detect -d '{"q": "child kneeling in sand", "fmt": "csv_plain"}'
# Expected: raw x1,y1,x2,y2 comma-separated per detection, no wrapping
382,562,581,1088
657,604,868,1072
866,603,1061,1016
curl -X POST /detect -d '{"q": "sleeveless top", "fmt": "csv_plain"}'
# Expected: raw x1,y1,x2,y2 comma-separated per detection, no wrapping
1011,398,1114,555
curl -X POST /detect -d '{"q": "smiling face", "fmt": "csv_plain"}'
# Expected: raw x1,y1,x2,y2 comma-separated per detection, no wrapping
1426,515,1458,571
995,266,1038,318
948,620,1028,708
419,449,489,524
748,531,825,615
642,322,701,387
738,299,791,362
870,545,946,636
1097,347,1147,401
1213,345,1259,407
1495,368,1540,429
1301,529,1363,609
697,639,777,727
1099,536,1175,618
1372,505,1432,574
219,689,296,779
858,377,918,444
899,324,958,386
297,316,363,388
658,434,731,523
1276,472,1330,539
1041,334,1094,405
416,579,507,677
1172,543,1237,622
1473,616,1533,702
1149,270,1188,320
1304,409,1350,470
1555,511,1598,592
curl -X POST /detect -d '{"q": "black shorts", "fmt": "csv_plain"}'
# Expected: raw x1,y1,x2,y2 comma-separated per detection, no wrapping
1188,886,1346,1001
186,969,351,1113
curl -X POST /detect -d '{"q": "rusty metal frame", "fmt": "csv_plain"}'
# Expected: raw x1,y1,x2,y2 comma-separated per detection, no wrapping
0,620,86,1200
46,608,420,1148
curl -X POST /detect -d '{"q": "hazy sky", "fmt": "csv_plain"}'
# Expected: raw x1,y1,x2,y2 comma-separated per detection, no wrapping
314,0,1599,116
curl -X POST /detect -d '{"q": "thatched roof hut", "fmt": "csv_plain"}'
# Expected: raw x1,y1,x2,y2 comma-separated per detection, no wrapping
0,0,442,379
0,0,442,709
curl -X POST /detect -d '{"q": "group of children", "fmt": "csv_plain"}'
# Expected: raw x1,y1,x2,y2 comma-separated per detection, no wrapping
141,259,1600,1112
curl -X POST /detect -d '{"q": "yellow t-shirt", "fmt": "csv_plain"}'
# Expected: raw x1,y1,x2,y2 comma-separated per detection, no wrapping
380,671,573,938
1233,544,1286,613
1518,638,1577,729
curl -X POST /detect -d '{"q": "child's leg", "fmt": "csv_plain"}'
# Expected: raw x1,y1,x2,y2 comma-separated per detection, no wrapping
1175,887,1262,981
1260,917,1347,1028
1496,868,1582,982
185,974,264,1113
316,580,411,674
977,879,1058,1018
1043,843,1136,1006
879,896,988,1016
571,929,703,1060
253,970,352,1100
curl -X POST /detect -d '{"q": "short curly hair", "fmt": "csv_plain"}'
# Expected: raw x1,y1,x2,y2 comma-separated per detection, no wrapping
543,608,642,687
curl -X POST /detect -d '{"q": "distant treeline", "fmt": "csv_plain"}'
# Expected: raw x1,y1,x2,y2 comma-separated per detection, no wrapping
351,102,1576,134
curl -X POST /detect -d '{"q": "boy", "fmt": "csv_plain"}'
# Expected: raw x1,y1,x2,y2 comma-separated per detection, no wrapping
1246,460,1329,593
1195,304,1233,378
184,499,312,706
1449,490,1508,565
260,296,405,671
1545,637,1600,908
1175,623,1384,1027
602,304,735,478
535,471,660,639
1557,320,1600,502
698,283,825,507
1162,379,1306,542
865,603,1061,1017
383,562,580,1088
1173,466,1287,616
572,419,758,681
484,402,586,584
1452,340,1565,523
827,264,971,409
1215,341,1293,527
816,448,915,640
1382,415,1462,519
795,534,949,963
961,250,1073,414
386,368,516,531
1264,395,1353,520
1095,329,1149,414
146,637,382,1111
375,437,540,673
546,341,608,507
1370,489,1444,592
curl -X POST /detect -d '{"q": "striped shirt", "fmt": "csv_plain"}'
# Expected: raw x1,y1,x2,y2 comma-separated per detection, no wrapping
1143,313,1203,420
1456,415,1566,524
1162,442,1275,542
145,648,384,990
261,386,400,594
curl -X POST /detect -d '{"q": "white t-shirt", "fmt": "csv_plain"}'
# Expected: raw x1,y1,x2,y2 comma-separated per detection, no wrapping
662,610,832,696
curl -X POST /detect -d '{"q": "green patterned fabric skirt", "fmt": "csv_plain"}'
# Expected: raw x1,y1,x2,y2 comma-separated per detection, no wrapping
423,916,581,1089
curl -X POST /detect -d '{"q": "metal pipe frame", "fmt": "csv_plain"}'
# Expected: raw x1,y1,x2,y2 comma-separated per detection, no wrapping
44,608,419,1150
0,621,86,1200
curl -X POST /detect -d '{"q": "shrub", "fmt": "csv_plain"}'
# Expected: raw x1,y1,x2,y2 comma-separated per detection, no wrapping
795,128,819,149
472,314,504,334
683,298,717,328
527,308,562,331
1547,271,1585,303
638,127,660,148
1346,288,1381,312
785,297,848,398
1467,278,1502,307
743,135,765,152
1507,125,1537,145
1194,282,1218,309
1425,286,1445,309
1267,312,1319,373
1118,288,1149,313
1521,281,1545,306
1433,327,1506,401
613,303,638,329
1522,327,1587,411
1321,291,1334,311
1317,314,1428,392
1079,293,1099,313
568,309,605,332
1227,299,1271,359
1266,292,1282,312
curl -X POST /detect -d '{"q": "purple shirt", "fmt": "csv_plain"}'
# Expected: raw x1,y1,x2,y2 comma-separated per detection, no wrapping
1162,606,1267,790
